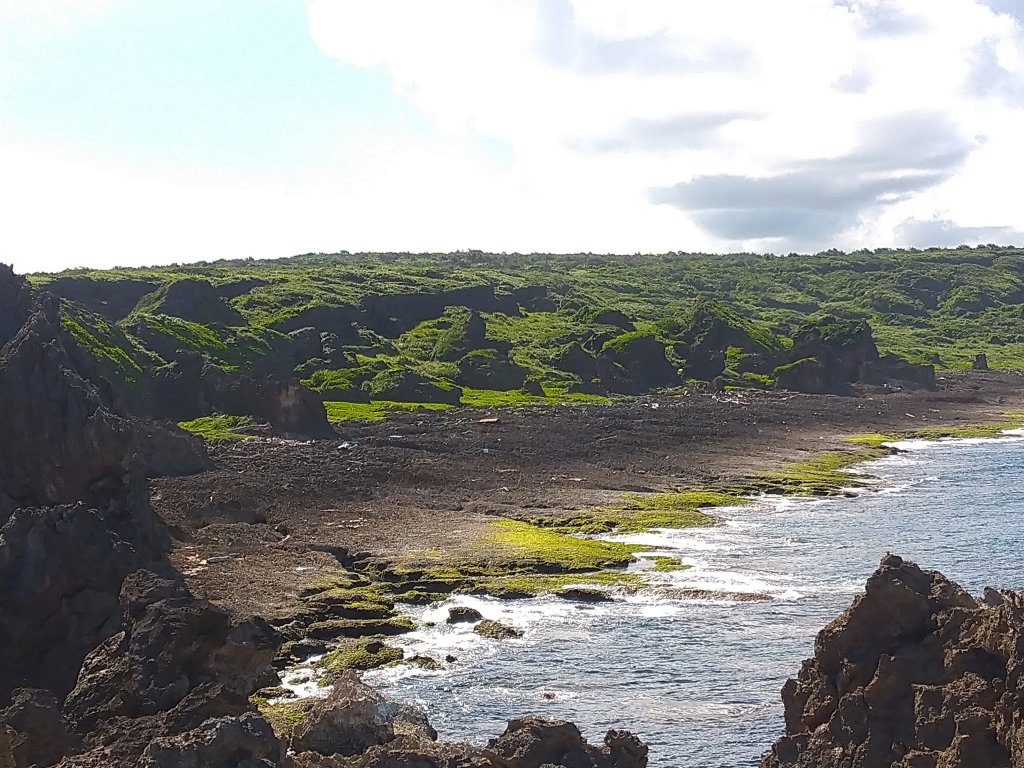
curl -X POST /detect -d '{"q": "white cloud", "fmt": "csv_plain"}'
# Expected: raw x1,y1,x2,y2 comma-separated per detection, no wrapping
307,0,1024,253
3,0,1024,272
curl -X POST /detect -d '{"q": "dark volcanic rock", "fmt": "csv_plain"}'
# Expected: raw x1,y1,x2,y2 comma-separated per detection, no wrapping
773,357,831,395
368,369,462,405
291,673,400,756
599,334,680,393
0,265,33,346
137,421,214,478
0,301,143,516
973,353,989,370
446,606,484,624
0,688,76,768
456,350,528,390
144,357,335,440
43,277,158,324
144,279,246,327
781,315,878,394
142,712,281,768
859,354,936,391
762,554,1024,768
63,571,279,757
483,716,648,768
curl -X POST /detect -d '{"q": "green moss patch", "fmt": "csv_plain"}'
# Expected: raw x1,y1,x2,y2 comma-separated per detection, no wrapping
749,447,891,496
177,414,255,444
474,619,523,639
314,639,404,686
254,698,315,738
323,400,453,422
482,519,640,571
649,556,690,572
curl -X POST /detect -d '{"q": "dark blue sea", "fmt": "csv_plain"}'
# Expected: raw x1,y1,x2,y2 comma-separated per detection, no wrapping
359,435,1024,767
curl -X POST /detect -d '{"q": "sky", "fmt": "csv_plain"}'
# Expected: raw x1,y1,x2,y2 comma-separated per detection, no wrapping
3,0,1024,273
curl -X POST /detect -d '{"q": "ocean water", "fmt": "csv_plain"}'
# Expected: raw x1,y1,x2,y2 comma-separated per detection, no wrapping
362,435,1024,767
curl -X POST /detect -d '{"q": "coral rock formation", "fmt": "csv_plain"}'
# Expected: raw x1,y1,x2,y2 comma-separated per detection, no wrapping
762,554,1024,768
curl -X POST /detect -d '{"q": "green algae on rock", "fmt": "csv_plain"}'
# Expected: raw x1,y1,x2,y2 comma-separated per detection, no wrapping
473,619,523,639
314,639,405,686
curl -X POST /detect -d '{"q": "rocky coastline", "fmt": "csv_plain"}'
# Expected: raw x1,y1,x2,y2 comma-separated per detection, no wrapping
0,267,647,767
3,262,1024,767
762,554,1024,768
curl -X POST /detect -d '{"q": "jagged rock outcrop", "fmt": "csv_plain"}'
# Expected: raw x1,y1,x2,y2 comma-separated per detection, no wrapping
859,354,937,391
762,554,1024,768
41,277,158,324
0,299,140,517
61,571,280,766
483,717,648,768
456,350,528,390
284,676,648,768
140,279,246,327
672,300,783,382
0,265,33,346
598,334,680,393
142,355,335,440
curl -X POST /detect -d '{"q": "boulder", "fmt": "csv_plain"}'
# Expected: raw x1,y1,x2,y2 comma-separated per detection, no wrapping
142,279,245,327
446,606,484,624
368,369,462,405
141,713,281,768
973,353,989,370
290,674,400,756
859,354,936,391
761,554,1023,768
137,421,213,478
474,620,524,639
456,350,528,390
483,716,648,768
599,334,680,392
773,357,835,396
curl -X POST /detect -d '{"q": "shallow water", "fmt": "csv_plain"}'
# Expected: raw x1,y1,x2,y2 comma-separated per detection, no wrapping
363,436,1024,767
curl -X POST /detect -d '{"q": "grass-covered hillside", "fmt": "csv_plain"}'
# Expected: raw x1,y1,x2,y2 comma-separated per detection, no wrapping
28,247,1024,425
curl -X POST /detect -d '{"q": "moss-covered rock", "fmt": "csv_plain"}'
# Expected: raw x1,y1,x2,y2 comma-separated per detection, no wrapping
314,639,404,686
473,619,523,639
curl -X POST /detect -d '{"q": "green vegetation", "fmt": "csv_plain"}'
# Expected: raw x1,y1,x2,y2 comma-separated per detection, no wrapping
314,639,404,686
650,556,690,572
36,248,1024,429
177,414,255,444
474,619,523,639
323,400,452,422
253,699,313,739
846,411,1024,444
750,447,892,496
481,519,640,571
60,303,150,383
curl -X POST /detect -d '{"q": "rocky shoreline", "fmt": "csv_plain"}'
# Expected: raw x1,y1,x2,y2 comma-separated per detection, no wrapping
0,268,647,766
3,263,1024,767
763,554,1024,768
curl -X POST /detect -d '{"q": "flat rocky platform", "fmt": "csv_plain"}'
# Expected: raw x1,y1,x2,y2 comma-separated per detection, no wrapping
153,369,1024,622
